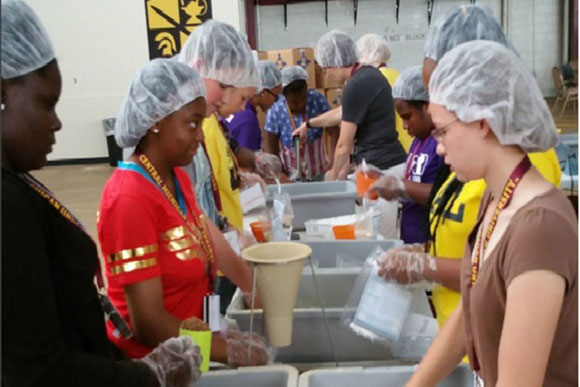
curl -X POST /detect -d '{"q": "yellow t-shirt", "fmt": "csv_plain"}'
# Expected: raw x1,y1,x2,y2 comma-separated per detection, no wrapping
202,114,243,230
379,67,413,153
429,149,562,328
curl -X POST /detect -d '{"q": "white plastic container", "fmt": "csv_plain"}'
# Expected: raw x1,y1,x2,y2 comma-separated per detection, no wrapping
195,365,299,387
298,364,473,387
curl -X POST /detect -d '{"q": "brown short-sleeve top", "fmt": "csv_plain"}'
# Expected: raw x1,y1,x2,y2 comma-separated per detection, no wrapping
461,187,578,386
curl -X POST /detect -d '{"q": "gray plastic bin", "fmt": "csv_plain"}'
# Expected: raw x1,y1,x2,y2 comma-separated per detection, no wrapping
267,181,357,229
298,364,473,387
303,240,402,268
227,268,432,364
194,365,298,387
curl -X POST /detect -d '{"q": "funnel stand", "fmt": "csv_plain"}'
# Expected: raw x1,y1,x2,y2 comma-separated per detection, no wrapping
308,256,339,367
248,264,258,362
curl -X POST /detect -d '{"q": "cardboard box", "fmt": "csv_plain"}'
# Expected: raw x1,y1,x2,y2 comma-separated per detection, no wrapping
325,88,344,110
315,62,345,89
267,48,316,89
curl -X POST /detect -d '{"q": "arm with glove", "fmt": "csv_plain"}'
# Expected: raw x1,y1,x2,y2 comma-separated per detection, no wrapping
377,244,462,291
368,174,433,205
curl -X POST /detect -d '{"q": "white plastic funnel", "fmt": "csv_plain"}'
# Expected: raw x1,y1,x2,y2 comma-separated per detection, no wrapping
241,242,312,347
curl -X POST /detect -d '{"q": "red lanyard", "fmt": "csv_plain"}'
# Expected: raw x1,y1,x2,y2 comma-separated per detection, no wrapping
19,173,109,290
469,155,531,373
404,138,428,180
470,155,531,284
137,153,216,286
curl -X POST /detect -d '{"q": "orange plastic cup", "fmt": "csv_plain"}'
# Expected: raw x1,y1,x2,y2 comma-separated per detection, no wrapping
356,171,379,199
332,224,356,240
250,220,271,243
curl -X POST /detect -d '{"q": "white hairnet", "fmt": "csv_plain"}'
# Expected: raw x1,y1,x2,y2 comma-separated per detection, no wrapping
357,33,391,65
178,20,260,88
392,66,429,102
1,0,55,79
257,60,282,91
281,66,308,88
115,58,206,148
316,30,358,68
424,4,513,62
429,41,556,152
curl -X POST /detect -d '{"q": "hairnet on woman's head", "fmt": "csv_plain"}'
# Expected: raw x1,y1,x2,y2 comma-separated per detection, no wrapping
257,60,282,91
1,0,55,79
316,30,358,68
115,58,206,148
392,66,429,102
177,20,260,88
357,33,391,65
423,4,513,62
281,66,308,88
429,41,556,152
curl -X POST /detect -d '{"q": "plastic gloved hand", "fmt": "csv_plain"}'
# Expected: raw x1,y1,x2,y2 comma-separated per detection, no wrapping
377,248,437,286
255,152,282,182
239,172,267,193
225,330,269,367
291,121,308,144
139,336,202,387
368,175,407,201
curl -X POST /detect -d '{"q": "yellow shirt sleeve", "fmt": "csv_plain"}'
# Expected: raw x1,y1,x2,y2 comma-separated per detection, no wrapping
202,115,243,230
379,67,413,153
529,148,562,187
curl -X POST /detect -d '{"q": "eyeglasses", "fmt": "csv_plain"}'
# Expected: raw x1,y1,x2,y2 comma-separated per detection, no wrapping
264,89,280,100
432,118,459,142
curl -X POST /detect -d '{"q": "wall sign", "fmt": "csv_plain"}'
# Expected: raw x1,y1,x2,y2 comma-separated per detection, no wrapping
145,0,212,59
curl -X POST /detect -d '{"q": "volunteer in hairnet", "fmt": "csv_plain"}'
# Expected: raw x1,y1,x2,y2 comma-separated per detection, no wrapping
357,33,413,152
264,66,332,181
2,1,201,385
178,20,262,313
316,31,407,180
178,20,260,232
99,57,268,366
226,60,288,183
369,67,443,244
229,60,282,151
378,4,562,333
405,40,577,387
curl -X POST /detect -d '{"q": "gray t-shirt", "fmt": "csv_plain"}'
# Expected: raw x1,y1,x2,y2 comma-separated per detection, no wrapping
342,66,407,169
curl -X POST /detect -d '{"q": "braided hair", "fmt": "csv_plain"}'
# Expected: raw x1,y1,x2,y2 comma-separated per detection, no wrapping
424,164,464,256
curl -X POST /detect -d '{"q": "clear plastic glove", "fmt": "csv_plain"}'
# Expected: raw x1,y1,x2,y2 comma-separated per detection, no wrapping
255,152,282,182
377,248,437,286
139,336,202,387
225,329,269,367
368,175,407,201
239,172,267,193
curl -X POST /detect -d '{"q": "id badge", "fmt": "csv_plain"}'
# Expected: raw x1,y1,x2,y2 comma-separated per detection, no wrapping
203,294,221,332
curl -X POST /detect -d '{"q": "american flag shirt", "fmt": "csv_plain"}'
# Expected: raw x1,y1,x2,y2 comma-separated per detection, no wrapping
264,90,331,180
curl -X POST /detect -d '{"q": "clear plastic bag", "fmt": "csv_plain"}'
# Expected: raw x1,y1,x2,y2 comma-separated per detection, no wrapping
269,192,294,241
340,247,438,358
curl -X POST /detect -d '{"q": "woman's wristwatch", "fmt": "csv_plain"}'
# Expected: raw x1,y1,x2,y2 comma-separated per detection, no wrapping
306,119,314,129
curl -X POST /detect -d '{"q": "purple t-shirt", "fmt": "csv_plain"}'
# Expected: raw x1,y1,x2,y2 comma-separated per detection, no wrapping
400,134,443,244
227,102,262,151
